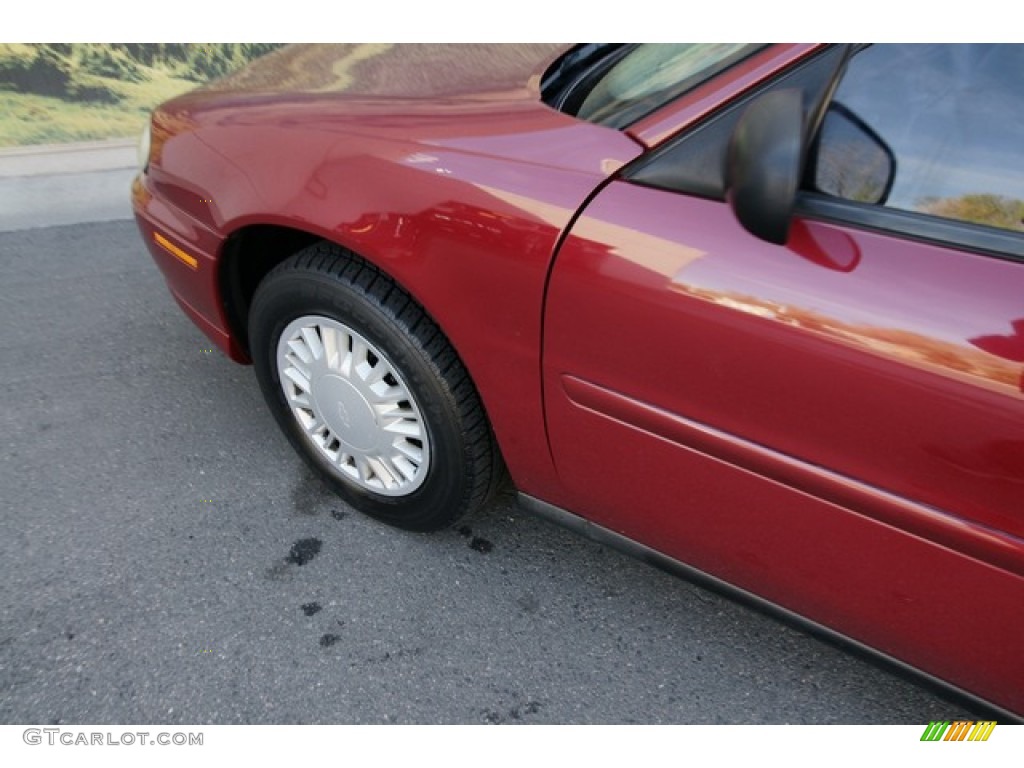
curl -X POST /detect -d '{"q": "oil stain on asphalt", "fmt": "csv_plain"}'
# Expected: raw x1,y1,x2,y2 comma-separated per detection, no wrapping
286,538,322,566
483,701,542,723
265,537,323,580
469,537,493,553
457,525,494,553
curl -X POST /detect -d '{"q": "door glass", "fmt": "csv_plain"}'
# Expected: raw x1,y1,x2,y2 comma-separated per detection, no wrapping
812,44,1024,233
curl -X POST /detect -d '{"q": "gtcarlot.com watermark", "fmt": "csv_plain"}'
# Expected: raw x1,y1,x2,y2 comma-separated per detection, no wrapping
23,728,203,747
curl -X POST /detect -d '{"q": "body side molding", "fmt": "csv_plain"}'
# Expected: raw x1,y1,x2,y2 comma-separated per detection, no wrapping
561,374,1024,578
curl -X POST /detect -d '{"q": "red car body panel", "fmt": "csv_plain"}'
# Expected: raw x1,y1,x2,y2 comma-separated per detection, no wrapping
132,44,1024,716
542,182,1024,713
133,43,641,501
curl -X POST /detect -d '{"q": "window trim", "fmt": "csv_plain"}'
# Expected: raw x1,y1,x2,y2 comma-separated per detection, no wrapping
798,193,1024,263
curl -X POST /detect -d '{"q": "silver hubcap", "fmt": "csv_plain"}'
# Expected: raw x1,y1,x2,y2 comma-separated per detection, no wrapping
276,315,430,496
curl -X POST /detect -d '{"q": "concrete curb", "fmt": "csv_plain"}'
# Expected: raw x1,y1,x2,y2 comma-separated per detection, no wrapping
0,137,138,178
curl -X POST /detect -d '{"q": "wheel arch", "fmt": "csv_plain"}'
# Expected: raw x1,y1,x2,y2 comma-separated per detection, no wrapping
221,219,467,357
219,223,322,361
219,221,510,479
220,220,452,362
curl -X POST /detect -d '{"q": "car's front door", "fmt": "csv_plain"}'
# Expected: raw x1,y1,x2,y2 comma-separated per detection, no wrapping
541,44,1024,713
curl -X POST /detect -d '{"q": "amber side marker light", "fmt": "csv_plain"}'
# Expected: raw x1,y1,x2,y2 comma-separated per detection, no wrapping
154,232,199,270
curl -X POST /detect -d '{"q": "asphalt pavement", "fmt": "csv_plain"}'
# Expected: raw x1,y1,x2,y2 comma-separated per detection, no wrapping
0,146,981,724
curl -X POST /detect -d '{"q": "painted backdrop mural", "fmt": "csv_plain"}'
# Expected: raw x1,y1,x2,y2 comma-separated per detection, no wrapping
0,43,282,146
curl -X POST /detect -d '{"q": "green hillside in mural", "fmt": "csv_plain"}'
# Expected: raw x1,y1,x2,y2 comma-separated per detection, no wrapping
0,43,283,147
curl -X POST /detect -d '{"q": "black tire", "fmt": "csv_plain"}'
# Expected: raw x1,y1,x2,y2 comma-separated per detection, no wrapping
248,242,500,531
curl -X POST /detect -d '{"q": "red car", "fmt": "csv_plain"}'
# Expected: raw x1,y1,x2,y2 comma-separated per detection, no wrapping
132,44,1024,718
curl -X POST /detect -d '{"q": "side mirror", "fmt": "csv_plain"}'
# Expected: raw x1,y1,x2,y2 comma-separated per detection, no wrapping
725,89,804,245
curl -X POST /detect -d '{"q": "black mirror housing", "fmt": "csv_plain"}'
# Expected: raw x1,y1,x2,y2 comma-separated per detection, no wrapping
725,88,804,245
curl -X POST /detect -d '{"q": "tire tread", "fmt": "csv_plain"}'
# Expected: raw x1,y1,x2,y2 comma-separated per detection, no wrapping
255,241,502,528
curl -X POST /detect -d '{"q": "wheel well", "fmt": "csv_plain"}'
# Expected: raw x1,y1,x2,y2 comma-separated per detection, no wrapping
219,224,321,359
221,226,512,491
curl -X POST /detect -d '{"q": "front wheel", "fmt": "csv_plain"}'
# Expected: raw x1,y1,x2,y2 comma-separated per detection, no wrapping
248,243,500,531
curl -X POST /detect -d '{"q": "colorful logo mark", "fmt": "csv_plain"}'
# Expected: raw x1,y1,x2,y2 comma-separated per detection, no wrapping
920,721,996,742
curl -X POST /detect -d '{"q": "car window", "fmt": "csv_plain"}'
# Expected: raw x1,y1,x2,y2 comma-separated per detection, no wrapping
554,43,757,130
810,44,1024,234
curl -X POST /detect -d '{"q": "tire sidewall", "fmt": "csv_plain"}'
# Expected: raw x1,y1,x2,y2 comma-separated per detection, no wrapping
250,267,469,531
